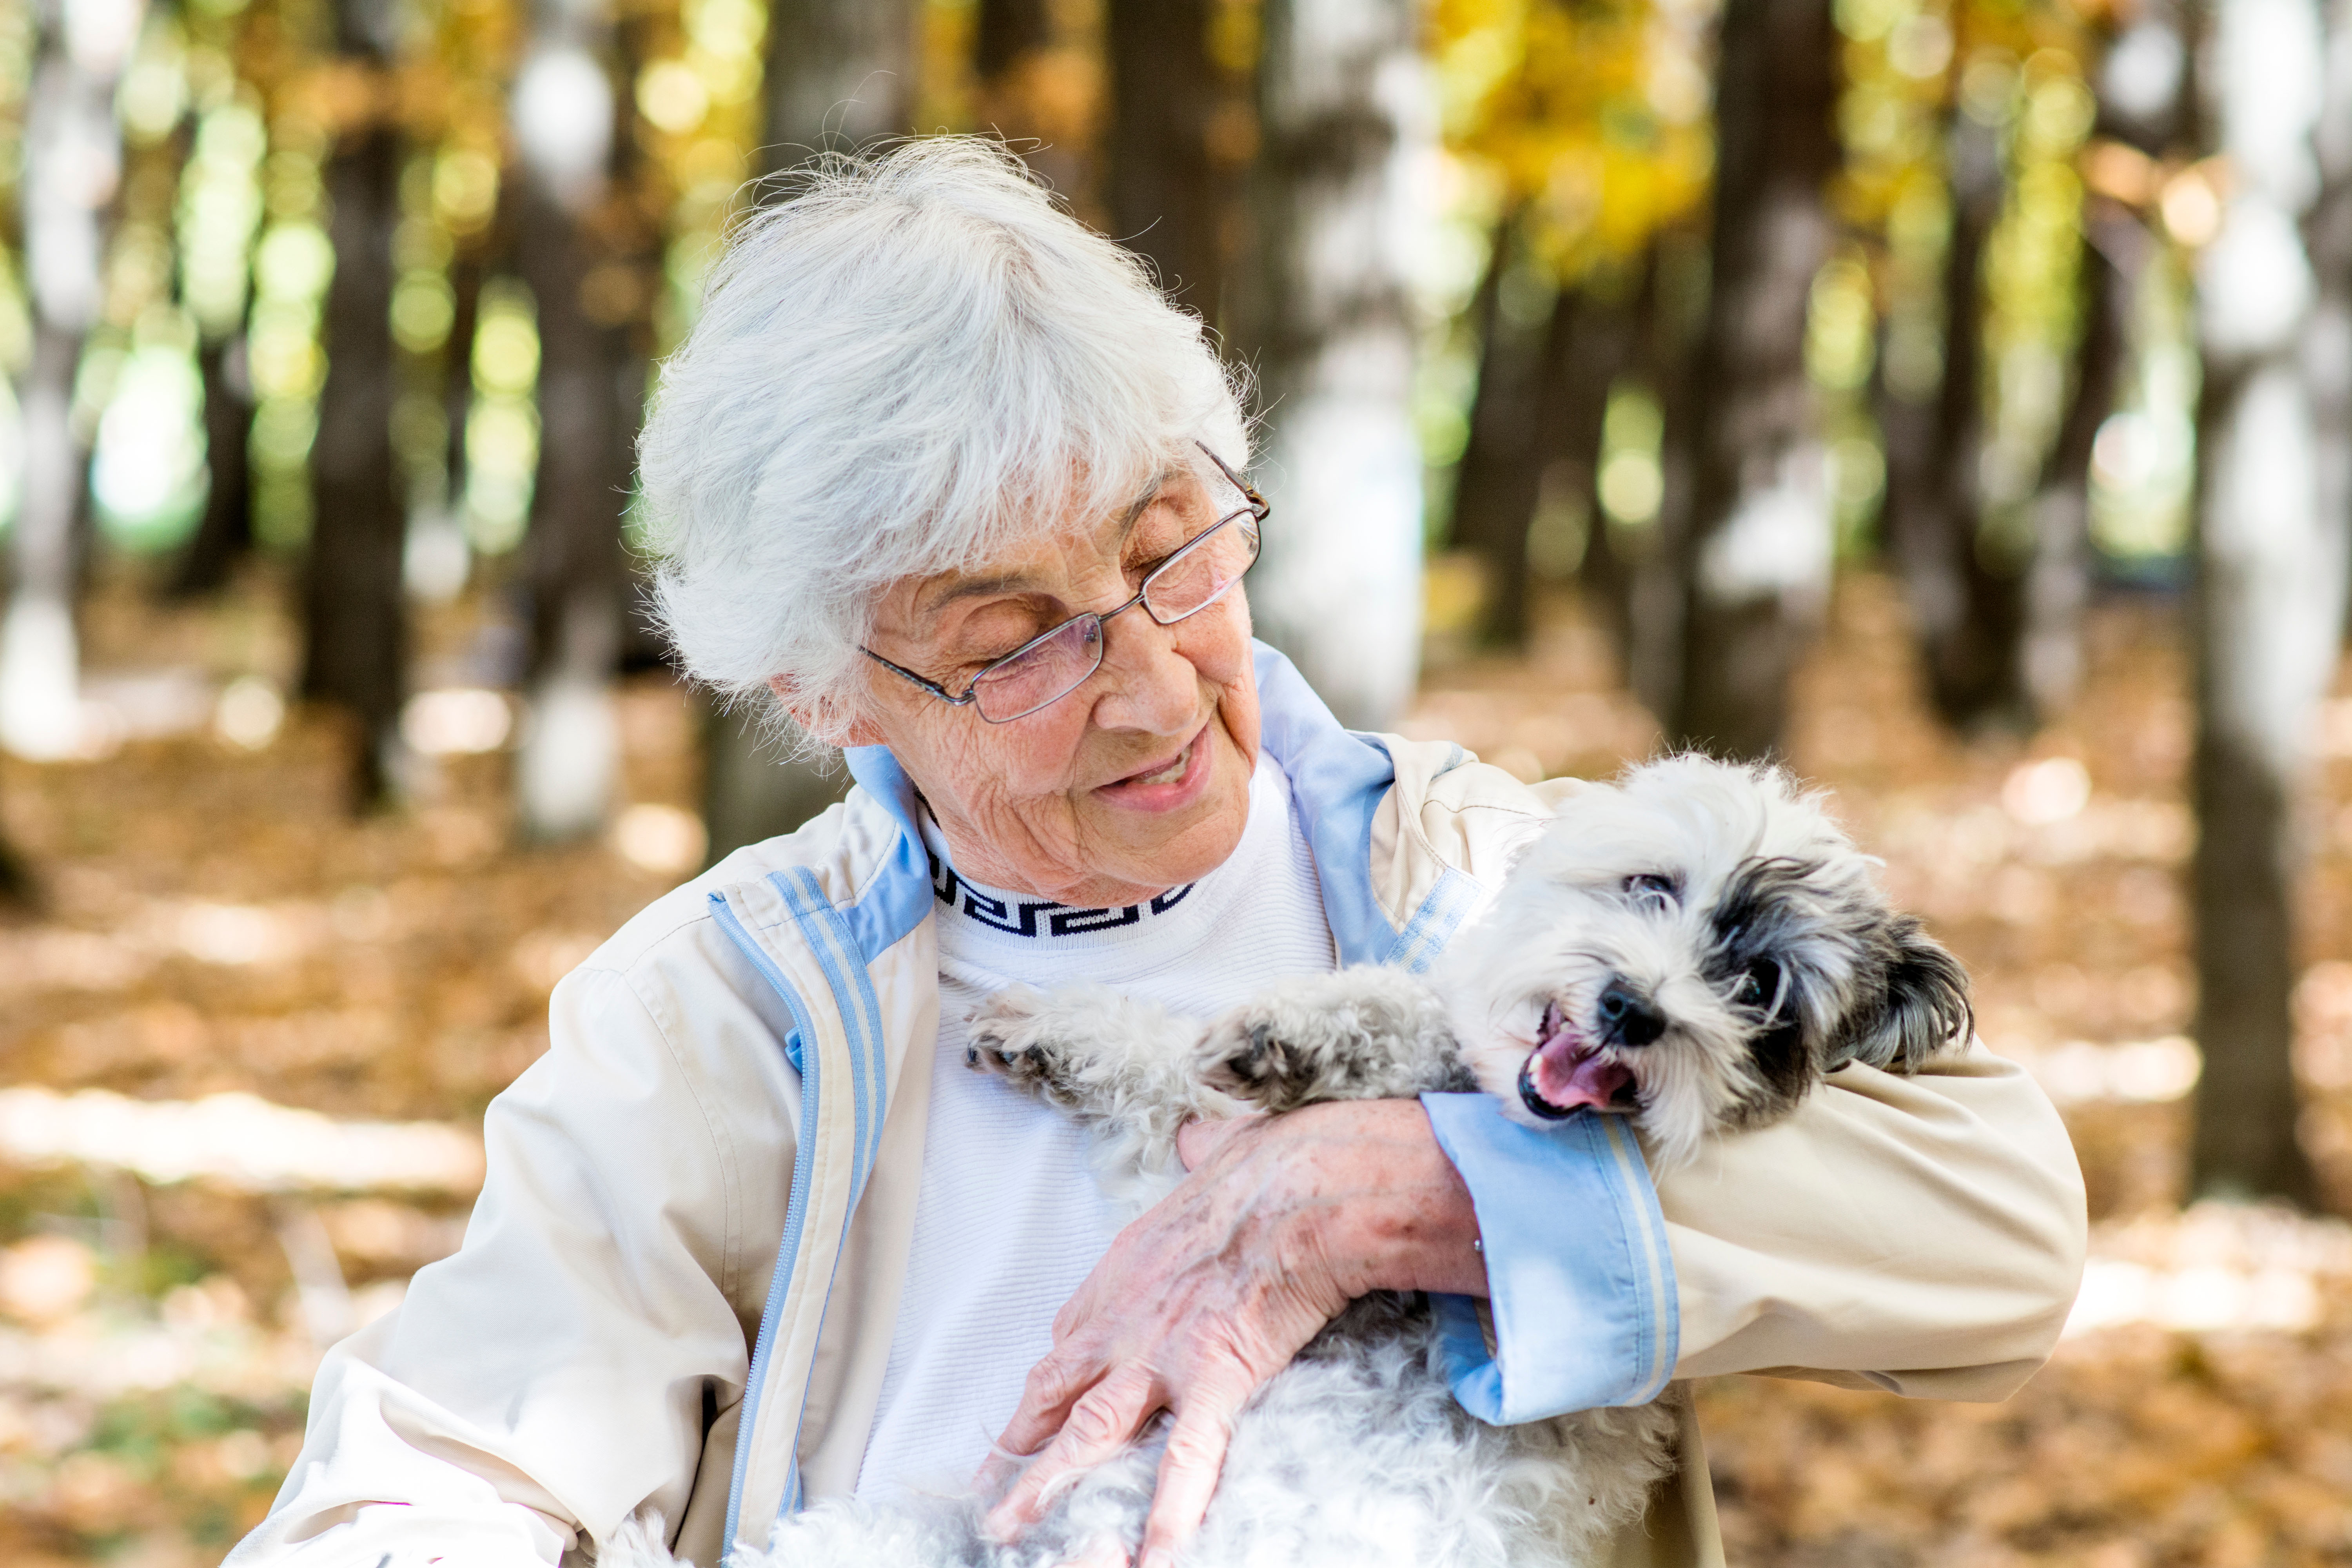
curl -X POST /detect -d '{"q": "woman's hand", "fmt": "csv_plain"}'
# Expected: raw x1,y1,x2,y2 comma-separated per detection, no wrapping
979,1098,1486,1568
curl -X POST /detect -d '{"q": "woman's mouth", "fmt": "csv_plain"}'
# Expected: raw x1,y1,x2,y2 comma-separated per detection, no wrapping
1132,745,1192,786
1519,1000,1637,1121
1096,722,1216,809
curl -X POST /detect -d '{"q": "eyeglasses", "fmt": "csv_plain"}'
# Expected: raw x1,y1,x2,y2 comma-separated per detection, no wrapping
862,445,1267,724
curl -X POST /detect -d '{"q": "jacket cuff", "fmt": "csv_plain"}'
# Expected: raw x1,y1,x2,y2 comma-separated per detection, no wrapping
1420,1092,1679,1422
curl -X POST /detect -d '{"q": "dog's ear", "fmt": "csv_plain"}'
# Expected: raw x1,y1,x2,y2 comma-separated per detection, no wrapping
1835,915,1972,1074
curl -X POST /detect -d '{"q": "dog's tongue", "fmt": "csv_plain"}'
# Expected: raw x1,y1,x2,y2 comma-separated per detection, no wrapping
1528,1034,1633,1113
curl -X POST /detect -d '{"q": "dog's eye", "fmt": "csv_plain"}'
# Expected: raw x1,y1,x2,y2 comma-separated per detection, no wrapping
1736,959,1783,1011
1625,873,1678,902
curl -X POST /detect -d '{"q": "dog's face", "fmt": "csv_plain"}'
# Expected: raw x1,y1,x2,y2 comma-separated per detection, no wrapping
1440,755,1970,1168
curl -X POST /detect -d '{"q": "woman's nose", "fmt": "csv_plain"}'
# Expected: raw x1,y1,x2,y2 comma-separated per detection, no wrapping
1089,605,1201,734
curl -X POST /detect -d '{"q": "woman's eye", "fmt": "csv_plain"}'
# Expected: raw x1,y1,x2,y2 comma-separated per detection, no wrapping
1626,873,1677,900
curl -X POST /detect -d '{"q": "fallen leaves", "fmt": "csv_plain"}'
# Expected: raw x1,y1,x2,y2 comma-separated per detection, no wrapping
2,567,2351,1562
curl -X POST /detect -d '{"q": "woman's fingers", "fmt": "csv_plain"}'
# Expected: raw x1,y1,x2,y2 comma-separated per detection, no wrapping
984,1363,1159,1540
1174,1113,1255,1172
1134,1385,1243,1568
1059,1535,1131,1568
987,1342,1100,1479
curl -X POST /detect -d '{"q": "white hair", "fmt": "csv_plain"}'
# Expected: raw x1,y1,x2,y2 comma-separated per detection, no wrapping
637,137,1250,734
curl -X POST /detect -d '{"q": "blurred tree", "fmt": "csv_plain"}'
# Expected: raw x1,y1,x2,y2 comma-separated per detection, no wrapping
1664,0,1841,759
1,0,134,761
302,0,408,807
977,0,1052,83
1883,93,2020,731
768,0,920,164
2313,0,2352,612
0,825,30,907
1449,209,1552,648
2017,194,2141,715
1233,0,1427,729
974,0,1095,207
174,329,256,593
1450,217,1643,650
696,0,918,867
509,0,645,843
1569,247,1670,661
2189,0,2336,1205
1103,0,1225,319
171,26,267,600
1430,0,1714,661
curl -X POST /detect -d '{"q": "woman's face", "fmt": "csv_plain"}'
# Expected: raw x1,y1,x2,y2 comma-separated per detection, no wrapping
838,463,1261,908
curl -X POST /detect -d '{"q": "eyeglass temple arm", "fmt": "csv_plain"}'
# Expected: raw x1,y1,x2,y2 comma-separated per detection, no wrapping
1195,441,1267,519
862,646,978,706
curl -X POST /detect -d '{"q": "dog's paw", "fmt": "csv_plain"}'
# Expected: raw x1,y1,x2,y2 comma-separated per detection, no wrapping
1197,971,1468,1110
965,984,1049,1076
1196,1003,1327,1114
966,985,1107,1109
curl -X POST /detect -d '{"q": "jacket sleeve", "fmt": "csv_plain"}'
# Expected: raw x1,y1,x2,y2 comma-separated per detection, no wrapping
1657,1039,2086,1396
227,946,800,1568
1426,1040,2085,1420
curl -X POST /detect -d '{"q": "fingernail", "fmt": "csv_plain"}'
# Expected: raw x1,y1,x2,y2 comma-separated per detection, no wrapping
982,1506,1018,1544
1138,1552,1170,1568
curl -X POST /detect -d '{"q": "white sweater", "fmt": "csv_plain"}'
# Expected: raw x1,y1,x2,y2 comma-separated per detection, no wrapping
854,754,1338,1501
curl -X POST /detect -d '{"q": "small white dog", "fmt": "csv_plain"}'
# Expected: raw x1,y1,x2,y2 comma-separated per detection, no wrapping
702,755,1972,1567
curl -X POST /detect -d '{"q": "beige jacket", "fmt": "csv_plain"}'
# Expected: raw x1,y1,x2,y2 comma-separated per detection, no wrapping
229,649,2086,1568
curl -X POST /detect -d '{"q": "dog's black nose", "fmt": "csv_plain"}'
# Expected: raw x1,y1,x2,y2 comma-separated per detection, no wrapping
1597,982,1666,1047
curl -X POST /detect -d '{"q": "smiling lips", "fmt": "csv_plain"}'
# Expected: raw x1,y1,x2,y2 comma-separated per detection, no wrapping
1129,740,1193,786
1518,1000,1637,1122
1098,722,1212,804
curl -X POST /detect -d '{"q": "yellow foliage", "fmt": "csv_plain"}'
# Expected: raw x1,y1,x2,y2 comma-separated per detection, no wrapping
1427,0,1716,281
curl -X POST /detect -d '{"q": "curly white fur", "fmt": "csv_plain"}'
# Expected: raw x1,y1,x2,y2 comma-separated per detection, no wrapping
604,1307,1678,1568
604,755,1963,1568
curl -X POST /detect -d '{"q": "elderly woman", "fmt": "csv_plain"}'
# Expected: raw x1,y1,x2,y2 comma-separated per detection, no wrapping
230,140,2083,1568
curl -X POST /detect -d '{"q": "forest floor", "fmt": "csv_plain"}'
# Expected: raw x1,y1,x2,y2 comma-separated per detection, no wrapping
3,565,2352,1565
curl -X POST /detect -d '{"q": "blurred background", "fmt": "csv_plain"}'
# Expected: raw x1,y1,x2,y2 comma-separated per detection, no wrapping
0,0,2348,1562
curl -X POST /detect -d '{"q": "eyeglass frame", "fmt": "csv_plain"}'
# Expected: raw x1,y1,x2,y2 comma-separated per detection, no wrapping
859,443,1268,724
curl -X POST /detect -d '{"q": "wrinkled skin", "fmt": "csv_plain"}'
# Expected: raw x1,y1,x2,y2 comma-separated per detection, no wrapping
807,463,1263,909
980,1107,1486,1568
780,469,1491,1568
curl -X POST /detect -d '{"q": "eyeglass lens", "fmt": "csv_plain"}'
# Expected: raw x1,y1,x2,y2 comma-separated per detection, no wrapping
966,509,1261,722
970,615,1105,722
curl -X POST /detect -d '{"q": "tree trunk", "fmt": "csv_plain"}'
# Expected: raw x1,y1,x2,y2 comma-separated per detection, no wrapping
510,0,644,843
976,0,1052,80
2188,0,2336,1206
693,0,915,867
302,1,407,807
1104,0,1225,319
2020,200,2144,717
2,9,125,760
1666,0,1841,760
1448,211,1551,648
172,336,256,595
974,0,1091,206
768,0,919,158
1906,111,2031,731
1532,280,1644,646
2316,0,2352,652
1231,0,1426,730
1617,232,1705,719
702,702,849,869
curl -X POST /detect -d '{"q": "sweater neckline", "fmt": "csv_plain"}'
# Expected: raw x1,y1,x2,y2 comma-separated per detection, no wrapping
919,755,1296,959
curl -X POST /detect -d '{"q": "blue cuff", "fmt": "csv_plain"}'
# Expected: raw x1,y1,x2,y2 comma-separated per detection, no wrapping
1420,1093,1679,1423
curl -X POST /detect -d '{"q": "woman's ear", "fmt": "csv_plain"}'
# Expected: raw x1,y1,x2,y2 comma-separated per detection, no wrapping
768,675,887,750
